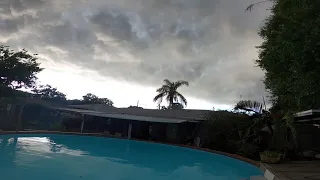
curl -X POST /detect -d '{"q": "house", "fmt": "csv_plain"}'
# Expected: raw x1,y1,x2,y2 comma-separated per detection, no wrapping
294,109,320,150
271,109,320,153
57,104,211,144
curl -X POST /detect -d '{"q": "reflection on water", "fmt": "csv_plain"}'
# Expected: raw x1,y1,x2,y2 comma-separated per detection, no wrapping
7,137,15,145
16,137,87,156
0,134,262,180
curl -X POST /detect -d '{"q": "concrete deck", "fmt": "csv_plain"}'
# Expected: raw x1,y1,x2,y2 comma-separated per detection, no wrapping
261,161,320,180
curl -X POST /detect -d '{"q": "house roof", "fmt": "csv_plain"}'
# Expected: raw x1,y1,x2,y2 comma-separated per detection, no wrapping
68,104,211,121
296,109,320,117
57,108,189,123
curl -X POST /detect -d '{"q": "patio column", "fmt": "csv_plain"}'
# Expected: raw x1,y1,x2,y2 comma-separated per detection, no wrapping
128,124,132,139
16,104,25,131
194,137,201,147
80,115,85,133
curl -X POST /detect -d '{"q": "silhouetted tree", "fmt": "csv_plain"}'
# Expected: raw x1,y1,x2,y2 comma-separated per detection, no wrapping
234,100,273,135
82,93,113,106
153,79,189,108
234,100,264,114
0,45,42,96
32,84,66,101
249,0,320,111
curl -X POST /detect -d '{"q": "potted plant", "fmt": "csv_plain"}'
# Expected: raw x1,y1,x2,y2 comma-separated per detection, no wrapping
260,151,281,163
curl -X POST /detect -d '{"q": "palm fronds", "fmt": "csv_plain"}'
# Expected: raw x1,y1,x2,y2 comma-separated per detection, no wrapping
153,79,189,108
235,100,264,114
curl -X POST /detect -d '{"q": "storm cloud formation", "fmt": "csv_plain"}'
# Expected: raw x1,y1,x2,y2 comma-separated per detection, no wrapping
0,0,270,105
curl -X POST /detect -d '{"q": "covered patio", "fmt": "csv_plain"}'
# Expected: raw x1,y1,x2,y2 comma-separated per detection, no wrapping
57,108,200,144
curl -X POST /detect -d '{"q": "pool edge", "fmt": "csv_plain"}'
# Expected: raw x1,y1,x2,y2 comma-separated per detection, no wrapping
0,130,261,168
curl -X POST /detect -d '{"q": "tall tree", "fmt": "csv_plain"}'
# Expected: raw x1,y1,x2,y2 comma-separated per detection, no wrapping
0,45,42,95
255,0,320,111
82,93,114,106
153,79,189,108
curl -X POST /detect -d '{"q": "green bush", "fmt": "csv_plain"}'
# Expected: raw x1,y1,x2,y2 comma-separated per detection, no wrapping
198,111,260,156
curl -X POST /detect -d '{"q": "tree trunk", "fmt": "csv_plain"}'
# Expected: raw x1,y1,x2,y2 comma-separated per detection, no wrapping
169,96,174,108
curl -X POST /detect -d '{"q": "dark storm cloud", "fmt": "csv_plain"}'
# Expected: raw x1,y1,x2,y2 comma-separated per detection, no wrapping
1,0,45,13
0,0,271,105
90,11,133,41
1,18,20,33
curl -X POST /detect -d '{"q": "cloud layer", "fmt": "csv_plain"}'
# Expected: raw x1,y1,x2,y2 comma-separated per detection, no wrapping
0,0,270,105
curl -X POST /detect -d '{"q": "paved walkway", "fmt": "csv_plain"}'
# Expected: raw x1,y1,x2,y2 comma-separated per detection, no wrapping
261,161,320,180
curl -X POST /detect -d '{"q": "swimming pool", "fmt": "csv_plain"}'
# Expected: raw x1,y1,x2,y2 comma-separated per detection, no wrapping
0,134,262,180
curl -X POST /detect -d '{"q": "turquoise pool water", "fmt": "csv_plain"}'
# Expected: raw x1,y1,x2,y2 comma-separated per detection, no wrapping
0,134,262,180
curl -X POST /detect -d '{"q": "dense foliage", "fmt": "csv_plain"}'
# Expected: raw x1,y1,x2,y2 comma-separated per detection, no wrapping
256,0,320,111
32,84,66,101
0,45,42,95
82,93,114,106
198,110,265,159
197,99,298,160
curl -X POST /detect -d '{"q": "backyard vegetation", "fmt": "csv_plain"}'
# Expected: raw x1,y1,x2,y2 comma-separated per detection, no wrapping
198,0,320,161
0,45,113,105
1,0,320,162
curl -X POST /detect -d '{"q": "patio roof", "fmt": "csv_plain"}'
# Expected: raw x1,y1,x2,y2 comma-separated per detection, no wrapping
57,108,188,123
296,109,320,117
295,109,320,123
67,104,210,121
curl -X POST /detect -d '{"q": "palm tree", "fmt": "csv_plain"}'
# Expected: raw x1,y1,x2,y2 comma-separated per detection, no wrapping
234,100,265,114
234,100,297,150
234,100,273,135
153,79,189,108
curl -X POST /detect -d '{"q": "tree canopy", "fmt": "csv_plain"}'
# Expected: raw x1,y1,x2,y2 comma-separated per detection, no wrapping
0,45,42,93
256,0,320,111
82,93,114,106
153,79,189,108
32,84,66,101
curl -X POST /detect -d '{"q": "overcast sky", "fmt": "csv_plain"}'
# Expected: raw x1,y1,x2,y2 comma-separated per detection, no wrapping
0,0,271,109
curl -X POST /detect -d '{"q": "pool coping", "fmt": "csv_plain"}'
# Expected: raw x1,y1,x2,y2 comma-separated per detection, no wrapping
0,130,260,168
